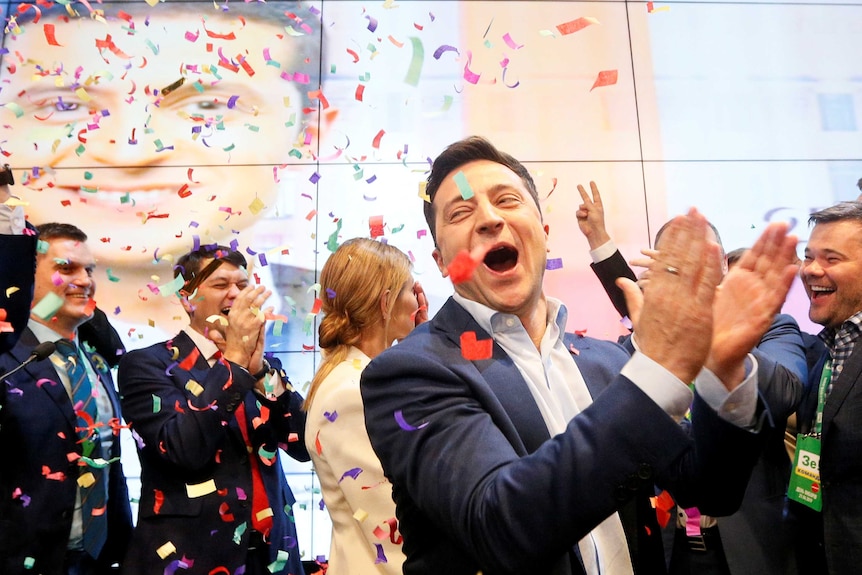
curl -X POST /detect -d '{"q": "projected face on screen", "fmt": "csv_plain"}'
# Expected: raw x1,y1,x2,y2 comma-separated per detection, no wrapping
1,2,325,343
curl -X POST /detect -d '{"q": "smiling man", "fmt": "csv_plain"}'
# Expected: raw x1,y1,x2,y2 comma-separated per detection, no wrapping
791,201,862,573
360,136,801,575
0,222,133,575
116,245,309,575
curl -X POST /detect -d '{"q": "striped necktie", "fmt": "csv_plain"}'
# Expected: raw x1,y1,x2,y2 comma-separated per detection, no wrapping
56,338,108,559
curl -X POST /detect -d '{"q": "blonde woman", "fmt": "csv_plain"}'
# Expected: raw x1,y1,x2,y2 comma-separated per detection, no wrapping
305,238,427,574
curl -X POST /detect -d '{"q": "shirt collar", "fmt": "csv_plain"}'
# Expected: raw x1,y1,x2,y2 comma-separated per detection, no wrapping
819,310,862,350
27,318,77,346
451,293,568,343
182,326,221,365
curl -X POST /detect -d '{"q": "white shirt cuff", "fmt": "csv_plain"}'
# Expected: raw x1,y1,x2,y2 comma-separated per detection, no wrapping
590,240,618,264
693,354,759,428
621,351,693,423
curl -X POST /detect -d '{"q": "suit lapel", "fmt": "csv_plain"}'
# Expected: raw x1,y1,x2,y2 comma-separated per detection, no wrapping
822,342,862,437
433,299,550,454
11,328,77,429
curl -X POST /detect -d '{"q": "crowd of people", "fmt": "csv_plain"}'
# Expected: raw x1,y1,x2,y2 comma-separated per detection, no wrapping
2,136,861,575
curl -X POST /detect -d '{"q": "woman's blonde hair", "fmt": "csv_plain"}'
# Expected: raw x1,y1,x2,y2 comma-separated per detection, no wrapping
303,238,413,409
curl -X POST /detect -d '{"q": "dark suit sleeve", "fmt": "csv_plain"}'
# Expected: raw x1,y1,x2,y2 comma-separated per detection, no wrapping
361,340,764,573
79,306,126,368
260,356,309,462
590,249,637,320
0,231,37,354
118,346,259,471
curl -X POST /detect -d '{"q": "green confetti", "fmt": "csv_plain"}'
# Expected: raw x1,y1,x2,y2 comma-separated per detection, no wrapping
404,36,424,86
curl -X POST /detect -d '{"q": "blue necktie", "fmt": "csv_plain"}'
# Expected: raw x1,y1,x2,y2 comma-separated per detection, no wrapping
56,338,108,559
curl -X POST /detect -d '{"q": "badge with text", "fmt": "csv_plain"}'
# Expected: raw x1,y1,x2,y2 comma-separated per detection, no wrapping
787,434,822,511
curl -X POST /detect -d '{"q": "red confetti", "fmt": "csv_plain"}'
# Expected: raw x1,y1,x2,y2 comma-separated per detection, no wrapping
590,69,618,92
43,23,62,46
446,250,480,284
556,17,597,36
372,129,385,149
460,331,493,360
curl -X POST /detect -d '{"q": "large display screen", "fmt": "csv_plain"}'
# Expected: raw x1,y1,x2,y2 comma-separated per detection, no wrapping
3,0,860,560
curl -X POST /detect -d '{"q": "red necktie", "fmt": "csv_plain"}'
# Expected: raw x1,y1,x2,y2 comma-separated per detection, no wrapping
235,398,273,536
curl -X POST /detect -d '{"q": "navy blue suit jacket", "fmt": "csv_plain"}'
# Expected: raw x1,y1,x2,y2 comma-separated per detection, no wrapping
794,338,862,573
118,331,309,575
0,328,132,575
360,298,769,575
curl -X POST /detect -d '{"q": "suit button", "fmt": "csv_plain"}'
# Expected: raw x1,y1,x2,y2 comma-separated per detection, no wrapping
614,486,629,501
625,474,640,491
61,510,71,519
638,464,653,480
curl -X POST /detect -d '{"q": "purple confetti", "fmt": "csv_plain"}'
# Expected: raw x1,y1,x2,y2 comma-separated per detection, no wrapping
365,14,378,32
433,45,459,60
309,172,321,184
394,410,428,431
545,258,563,270
374,543,388,564
324,410,338,422
338,467,363,483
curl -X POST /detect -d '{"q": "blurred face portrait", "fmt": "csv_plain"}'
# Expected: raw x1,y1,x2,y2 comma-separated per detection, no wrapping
1,5,313,266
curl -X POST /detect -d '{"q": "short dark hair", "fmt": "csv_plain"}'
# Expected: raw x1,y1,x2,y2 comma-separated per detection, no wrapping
725,247,747,268
174,245,247,294
35,222,88,243
423,136,540,244
809,201,862,226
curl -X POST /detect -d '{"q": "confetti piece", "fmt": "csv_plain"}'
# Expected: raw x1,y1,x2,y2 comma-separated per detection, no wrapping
185,379,204,397
546,258,563,270
556,16,600,35
404,37,424,86
502,32,523,50
43,23,62,46
374,544,388,565
445,245,491,284
338,467,363,483
205,314,228,326
433,45,459,60
156,541,176,559
369,215,385,238
324,411,338,422
353,508,369,522
31,293,64,320
461,331,493,360
186,479,217,498
372,130,386,149
394,409,428,431
160,77,185,96
453,170,473,199
590,69,618,91
463,51,481,84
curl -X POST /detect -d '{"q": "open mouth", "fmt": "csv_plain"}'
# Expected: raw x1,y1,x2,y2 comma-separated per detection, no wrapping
810,285,836,300
484,246,518,273
221,307,231,315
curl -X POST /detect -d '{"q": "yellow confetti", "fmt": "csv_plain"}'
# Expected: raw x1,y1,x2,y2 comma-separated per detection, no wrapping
156,541,176,559
6,287,20,297
353,508,369,522
186,479,217,498
205,314,228,326
185,379,204,397
77,472,96,488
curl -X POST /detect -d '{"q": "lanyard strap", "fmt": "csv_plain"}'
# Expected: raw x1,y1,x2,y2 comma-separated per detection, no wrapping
814,358,833,437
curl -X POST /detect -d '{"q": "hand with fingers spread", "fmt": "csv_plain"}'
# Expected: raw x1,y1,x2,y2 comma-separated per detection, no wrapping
631,209,724,384
575,181,612,249
214,284,271,371
706,222,798,388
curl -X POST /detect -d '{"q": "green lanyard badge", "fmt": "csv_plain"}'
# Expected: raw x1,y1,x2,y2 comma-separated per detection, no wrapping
787,359,831,512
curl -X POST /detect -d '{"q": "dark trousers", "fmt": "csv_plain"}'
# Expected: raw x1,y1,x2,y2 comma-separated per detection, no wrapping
669,526,731,575
65,549,98,575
